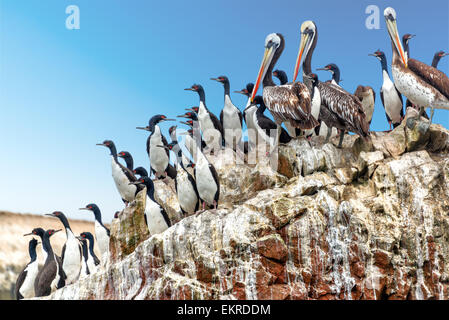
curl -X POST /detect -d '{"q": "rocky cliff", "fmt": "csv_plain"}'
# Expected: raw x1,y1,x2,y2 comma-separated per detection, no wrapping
41,113,449,300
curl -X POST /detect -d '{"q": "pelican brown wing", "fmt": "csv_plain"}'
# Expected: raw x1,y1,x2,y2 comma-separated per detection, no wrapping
408,58,449,100
318,82,370,138
263,82,318,130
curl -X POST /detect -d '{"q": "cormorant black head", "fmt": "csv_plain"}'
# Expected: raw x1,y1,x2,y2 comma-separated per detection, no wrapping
137,115,174,132
369,50,387,62
96,140,117,156
235,83,255,97
80,232,95,242
45,229,62,238
433,51,448,67
133,166,149,178
129,177,155,193
402,33,415,44
272,70,288,85
114,211,120,219
210,76,229,84
184,84,206,103
253,95,264,106
184,106,199,114
45,211,71,230
79,204,103,223
117,151,132,161
177,111,198,121
184,84,204,93
24,227,45,238
180,119,194,127
317,63,339,74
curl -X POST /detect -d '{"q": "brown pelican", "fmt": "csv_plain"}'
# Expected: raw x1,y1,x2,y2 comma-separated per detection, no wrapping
306,73,369,147
294,21,369,147
250,33,318,152
384,7,449,123
354,85,376,126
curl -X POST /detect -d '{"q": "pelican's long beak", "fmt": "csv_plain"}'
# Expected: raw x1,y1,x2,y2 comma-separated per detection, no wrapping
251,46,275,102
385,11,408,68
293,31,310,82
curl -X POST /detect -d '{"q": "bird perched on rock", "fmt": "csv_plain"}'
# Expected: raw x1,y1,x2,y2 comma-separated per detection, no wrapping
211,75,243,152
354,85,376,126
79,203,110,263
15,239,40,299
45,211,81,285
34,229,66,297
163,141,199,215
79,232,100,274
97,140,143,206
130,176,171,235
136,115,177,180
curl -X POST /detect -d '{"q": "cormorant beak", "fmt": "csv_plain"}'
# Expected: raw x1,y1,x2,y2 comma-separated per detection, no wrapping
129,181,143,185
210,78,222,82
78,208,90,211
316,67,328,71
76,236,83,241
96,143,106,147
234,90,248,96
384,10,408,68
180,121,193,126
185,107,196,112
184,87,195,91
23,232,33,236
160,118,175,122
251,45,275,102
136,126,150,131
177,114,188,118
54,229,62,234
45,213,55,217
293,30,310,82
442,52,449,57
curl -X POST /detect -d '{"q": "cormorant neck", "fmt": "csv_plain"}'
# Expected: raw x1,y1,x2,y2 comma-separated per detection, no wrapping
42,234,54,256
109,144,118,159
81,241,88,260
277,71,288,85
87,238,95,253
93,208,102,224
380,55,389,74
145,183,156,202
332,69,341,84
432,55,441,68
124,157,133,170
197,88,206,104
223,80,230,96
29,244,37,262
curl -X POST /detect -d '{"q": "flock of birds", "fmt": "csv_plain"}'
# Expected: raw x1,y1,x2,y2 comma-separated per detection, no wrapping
14,7,449,300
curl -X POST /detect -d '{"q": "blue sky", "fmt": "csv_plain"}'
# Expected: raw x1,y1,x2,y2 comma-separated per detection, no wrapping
0,0,448,223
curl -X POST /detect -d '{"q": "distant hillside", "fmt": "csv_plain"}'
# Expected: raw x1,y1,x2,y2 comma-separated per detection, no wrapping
0,211,99,300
